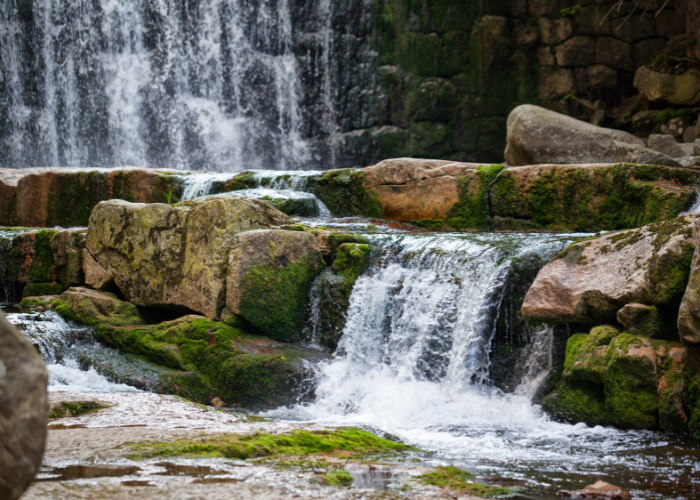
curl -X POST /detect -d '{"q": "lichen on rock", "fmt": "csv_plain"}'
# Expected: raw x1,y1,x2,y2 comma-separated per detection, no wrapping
86,196,289,319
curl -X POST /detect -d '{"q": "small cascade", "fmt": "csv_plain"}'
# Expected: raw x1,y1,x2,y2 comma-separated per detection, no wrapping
682,192,700,214
178,169,331,216
179,173,238,201
7,310,159,393
513,325,555,399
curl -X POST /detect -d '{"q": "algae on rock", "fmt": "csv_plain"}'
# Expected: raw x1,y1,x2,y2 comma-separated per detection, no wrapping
542,325,690,431
225,229,326,342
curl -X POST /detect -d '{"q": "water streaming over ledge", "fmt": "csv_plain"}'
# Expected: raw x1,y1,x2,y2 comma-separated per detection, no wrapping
0,0,309,170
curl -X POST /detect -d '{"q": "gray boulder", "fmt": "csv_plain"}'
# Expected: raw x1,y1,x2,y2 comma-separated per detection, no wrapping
505,105,680,166
0,311,48,500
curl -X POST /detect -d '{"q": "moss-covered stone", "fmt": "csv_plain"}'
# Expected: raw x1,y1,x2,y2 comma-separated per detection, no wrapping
417,466,511,498
22,283,64,297
309,169,382,218
50,288,327,407
130,427,411,460
491,164,699,232
443,164,505,230
543,326,688,431
226,230,326,342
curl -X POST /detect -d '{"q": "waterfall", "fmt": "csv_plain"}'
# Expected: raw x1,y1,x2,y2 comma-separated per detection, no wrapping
0,0,309,171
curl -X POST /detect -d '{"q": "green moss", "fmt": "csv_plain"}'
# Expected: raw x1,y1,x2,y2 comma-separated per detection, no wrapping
324,470,354,486
412,218,444,229
22,282,64,297
309,169,382,218
327,233,369,258
238,261,320,342
543,327,686,430
490,164,699,232
48,401,104,419
129,428,411,460
444,165,505,231
332,243,371,297
418,466,511,498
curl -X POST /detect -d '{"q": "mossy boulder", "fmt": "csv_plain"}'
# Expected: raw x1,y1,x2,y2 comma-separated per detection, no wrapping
86,196,289,320
225,229,326,342
0,167,185,227
490,163,699,232
98,315,326,407
542,326,689,431
53,287,146,327
43,289,327,407
522,215,700,325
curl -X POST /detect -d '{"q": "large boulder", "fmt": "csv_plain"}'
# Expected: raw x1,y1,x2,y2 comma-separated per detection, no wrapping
310,159,505,230
505,105,680,166
678,244,700,346
86,196,289,319
490,163,698,232
0,167,185,227
0,312,48,500
522,215,700,324
542,325,688,431
224,229,326,341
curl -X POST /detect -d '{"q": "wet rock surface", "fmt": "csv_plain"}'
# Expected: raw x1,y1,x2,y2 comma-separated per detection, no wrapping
0,312,48,500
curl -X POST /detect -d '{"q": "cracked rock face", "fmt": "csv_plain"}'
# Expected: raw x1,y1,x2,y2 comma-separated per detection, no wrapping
86,196,289,319
0,311,48,500
521,215,700,324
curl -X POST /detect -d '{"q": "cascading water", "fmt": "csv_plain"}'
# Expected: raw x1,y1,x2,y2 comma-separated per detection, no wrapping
0,0,309,170
269,226,700,495
6,309,159,393
178,169,331,216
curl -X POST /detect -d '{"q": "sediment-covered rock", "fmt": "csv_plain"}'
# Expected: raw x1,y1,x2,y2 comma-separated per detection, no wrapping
491,163,698,232
0,167,184,227
522,215,700,324
86,196,289,319
505,105,680,166
225,229,326,341
0,312,48,500
542,325,689,431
